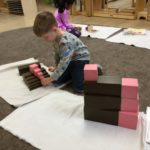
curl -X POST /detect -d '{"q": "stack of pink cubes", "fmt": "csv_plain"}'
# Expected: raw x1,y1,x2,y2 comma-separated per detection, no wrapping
119,78,139,129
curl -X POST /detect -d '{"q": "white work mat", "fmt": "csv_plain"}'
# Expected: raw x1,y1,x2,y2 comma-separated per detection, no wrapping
106,29,150,49
0,58,64,107
76,24,121,39
140,111,150,150
0,91,143,150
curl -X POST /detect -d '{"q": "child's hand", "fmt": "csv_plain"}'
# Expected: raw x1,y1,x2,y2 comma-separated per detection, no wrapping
48,66,56,72
41,77,54,86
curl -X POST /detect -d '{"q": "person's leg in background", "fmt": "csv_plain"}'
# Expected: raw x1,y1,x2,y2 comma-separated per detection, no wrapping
71,60,89,94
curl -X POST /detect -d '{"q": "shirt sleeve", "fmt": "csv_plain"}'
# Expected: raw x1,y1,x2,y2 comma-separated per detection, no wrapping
51,42,74,80
60,10,73,29
54,10,66,30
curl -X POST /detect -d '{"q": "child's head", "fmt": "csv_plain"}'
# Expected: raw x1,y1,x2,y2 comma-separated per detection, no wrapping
54,0,75,13
33,11,58,42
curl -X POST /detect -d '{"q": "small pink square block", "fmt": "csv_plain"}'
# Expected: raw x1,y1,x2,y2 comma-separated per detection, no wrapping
122,78,138,99
36,72,43,77
84,64,98,81
39,76,45,80
33,68,41,76
29,64,39,73
36,72,44,80
118,111,138,129
121,97,139,112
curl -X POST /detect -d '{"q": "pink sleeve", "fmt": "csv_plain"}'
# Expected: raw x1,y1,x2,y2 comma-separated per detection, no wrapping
54,9,73,30
62,10,73,29
54,10,66,30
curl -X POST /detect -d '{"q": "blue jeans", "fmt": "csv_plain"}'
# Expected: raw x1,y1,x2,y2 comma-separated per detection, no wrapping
53,60,89,93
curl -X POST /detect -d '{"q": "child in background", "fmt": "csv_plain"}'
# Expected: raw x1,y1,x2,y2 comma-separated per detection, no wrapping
54,0,81,37
33,11,90,94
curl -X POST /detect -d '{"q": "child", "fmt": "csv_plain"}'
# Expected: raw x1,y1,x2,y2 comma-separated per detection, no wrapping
33,11,90,94
54,0,81,37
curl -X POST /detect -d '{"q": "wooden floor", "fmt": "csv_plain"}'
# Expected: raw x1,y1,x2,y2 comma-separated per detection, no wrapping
0,0,150,32
108,0,133,9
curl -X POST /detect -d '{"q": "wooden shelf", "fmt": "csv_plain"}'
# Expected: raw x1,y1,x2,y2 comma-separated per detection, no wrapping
71,0,149,21
0,0,8,13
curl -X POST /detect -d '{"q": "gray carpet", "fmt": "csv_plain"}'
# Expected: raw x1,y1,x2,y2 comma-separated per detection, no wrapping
0,27,150,149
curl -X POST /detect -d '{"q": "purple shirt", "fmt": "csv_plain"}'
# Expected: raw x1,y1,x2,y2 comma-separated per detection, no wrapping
54,9,73,30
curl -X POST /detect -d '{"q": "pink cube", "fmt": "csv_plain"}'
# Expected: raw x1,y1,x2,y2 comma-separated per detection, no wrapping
118,111,138,129
121,97,139,112
33,68,41,76
122,78,138,99
36,72,43,77
36,72,44,80
29,64,39,73
84,64,98,81
39,76,45,80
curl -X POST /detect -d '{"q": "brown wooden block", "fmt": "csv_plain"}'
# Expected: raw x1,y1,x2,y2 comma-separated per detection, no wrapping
25,75,37,81
28,82,41,87
26,80,42,90
28,84,42,91
21,65,50,90
25,75,39,81
84,107,119,125
22,72,34,78
44,73,50,78
24,80,38,87
24,77,40,85
84,95,121,111
84,76,121,96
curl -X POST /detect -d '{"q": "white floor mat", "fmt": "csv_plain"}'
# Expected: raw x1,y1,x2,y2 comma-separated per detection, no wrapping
0,91,143,150
106,29,150,49
76,24,121,39
0,58,64,107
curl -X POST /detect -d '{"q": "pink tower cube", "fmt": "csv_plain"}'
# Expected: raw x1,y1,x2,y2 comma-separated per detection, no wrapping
122,78,138,99
29,64,39,73
121,98,139,113
33,68,41,76
118,111,138,129
36,72,44,80
84,64,98,81
121,97,139,112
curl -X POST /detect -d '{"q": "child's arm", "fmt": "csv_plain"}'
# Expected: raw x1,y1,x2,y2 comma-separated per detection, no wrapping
51,42,74,81
60,9,73,29
55,10,67,30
